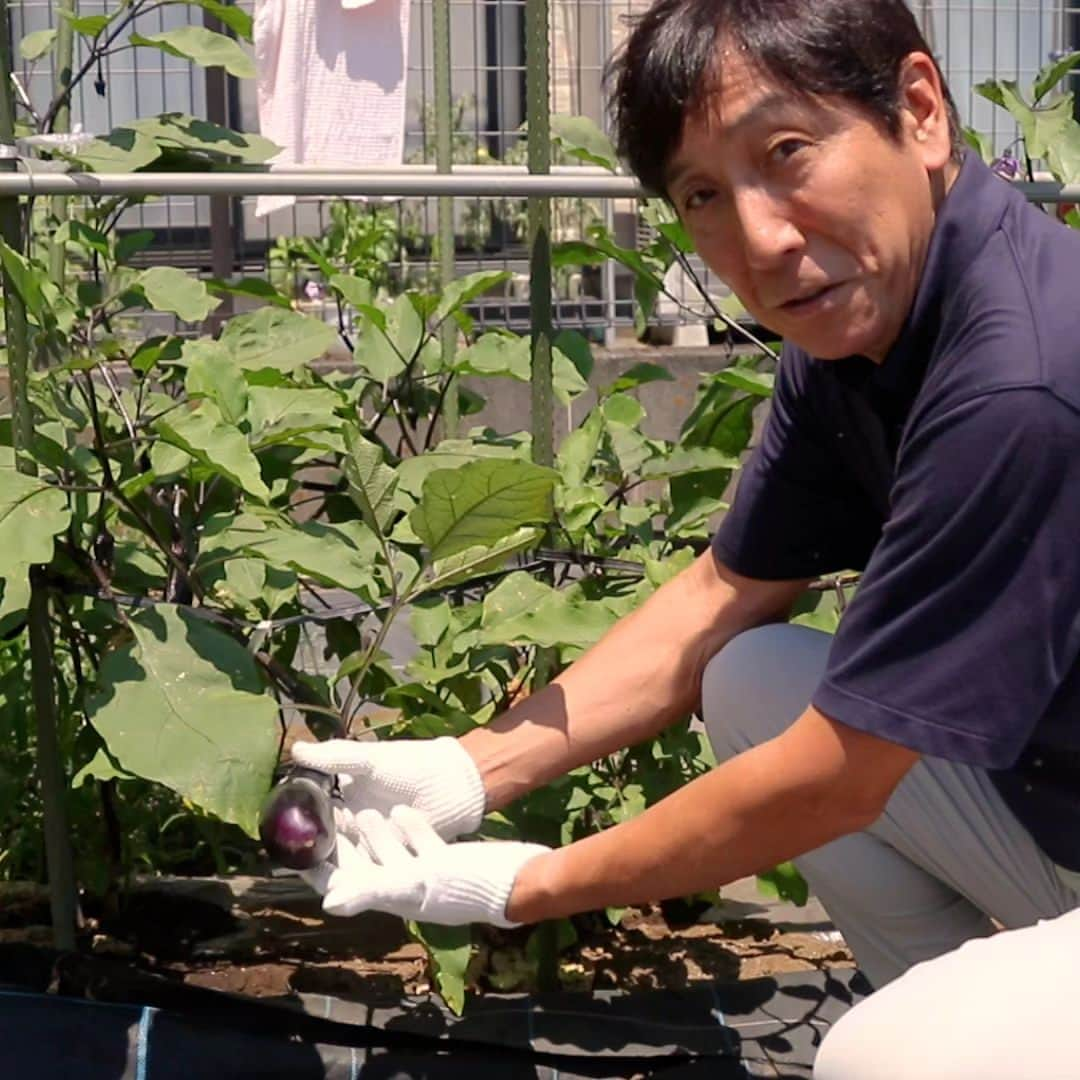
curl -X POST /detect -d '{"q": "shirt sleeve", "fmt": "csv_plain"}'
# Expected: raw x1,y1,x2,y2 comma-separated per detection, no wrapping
712,348,883,580
815,387,1080,768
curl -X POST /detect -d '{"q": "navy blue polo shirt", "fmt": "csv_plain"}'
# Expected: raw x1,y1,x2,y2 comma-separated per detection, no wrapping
712,151,1080,871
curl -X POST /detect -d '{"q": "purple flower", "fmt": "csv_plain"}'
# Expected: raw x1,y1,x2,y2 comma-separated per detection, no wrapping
991,149,1021,180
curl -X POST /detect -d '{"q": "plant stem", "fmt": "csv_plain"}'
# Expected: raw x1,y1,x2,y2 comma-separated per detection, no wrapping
0,0,78,951
671,252,780,360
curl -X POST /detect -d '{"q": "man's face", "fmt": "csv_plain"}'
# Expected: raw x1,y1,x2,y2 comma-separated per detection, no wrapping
665,50,954,361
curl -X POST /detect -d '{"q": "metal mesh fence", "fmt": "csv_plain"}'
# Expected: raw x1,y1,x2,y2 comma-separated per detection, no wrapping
7,0,1079,341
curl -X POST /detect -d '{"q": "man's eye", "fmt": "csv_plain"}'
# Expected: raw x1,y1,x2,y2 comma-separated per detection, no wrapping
770,138,809,163
683,188,715,212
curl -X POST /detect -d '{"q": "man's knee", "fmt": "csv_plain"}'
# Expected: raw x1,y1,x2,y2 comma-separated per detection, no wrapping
701,623,832,759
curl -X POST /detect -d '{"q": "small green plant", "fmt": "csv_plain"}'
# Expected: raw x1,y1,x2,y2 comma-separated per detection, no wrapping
267,200,411,300
968,50,1080,227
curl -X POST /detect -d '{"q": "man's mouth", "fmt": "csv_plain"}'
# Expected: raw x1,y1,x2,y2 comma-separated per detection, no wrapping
779,281,846,316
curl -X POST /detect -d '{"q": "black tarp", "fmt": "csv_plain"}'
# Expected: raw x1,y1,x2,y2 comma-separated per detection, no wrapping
0,945,868,1078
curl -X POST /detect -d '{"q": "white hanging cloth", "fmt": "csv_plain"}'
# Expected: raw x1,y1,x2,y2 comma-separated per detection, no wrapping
252,0,411,217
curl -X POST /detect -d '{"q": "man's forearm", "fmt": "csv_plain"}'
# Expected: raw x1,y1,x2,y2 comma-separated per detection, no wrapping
460,552,807,812
505,707,920,922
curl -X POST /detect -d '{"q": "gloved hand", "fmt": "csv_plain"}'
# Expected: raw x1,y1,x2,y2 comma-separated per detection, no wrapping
307,805,549,927
289,735,487,842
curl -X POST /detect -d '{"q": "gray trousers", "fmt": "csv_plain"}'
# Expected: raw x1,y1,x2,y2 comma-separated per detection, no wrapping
701,624,1080,1080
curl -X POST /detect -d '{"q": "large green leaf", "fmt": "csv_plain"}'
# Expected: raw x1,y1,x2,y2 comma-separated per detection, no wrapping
0,466,71,578
212,558,297,620
354,294,420,383
87,606,279,836
667,470,730,535
246,386,342,446
433,270,511,325
183,0,255,42
128,113,279,164
639,446,739,480
680,381,757,456
60,10,113,35
455,331,588,402
1034,50,1080,103
420,526,542,593
481,571,555,627
411,459,558,562
0,238,48,319
149,439,192,481
66,128,162,172
713,369,775,398
992,80,1071,160
410,923,473,1016
757,862,809,907
409,597,452,648
1046,122,1080,185
602,392,646,428
329,273,374,311
154,401,269,500
550,114,618,171
603,362,675,397
185,348,248,426
20,28,57,60
552,340,590,402
454,332,530,380
556,409,604,488
343,425,398,534
476,585,618,649
242,520,377,592
129,26,256,79
206,277,290,309
139,267,221,323
220,307,337,373
553,329,595,383
395,439,530,497
130,335,184,374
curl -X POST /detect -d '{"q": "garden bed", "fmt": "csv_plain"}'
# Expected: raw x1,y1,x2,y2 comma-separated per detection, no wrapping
0,876,853,1003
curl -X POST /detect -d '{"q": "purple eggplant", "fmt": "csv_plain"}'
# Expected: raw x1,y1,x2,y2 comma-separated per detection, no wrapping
258,767,337,870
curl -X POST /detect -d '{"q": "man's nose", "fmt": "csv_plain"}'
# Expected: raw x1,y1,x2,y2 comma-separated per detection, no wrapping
733,188,804,269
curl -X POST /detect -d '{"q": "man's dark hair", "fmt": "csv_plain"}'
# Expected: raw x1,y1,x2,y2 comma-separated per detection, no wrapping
608,0,963,196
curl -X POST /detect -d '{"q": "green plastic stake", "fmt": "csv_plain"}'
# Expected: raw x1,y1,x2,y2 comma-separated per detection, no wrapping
525,0,560,995
0,0,78,950
434,0,458,439
46,0,76,301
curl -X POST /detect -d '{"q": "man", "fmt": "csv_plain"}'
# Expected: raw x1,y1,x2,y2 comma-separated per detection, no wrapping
293,1,1080,1074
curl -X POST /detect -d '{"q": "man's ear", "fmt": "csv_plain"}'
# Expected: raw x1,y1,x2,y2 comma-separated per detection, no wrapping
897,51,954,170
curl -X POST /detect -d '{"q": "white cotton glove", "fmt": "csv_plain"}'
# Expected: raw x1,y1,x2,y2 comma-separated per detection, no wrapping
307,805,550,928
290,736,487,842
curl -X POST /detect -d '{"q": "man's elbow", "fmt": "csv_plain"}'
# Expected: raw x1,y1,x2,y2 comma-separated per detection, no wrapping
784,707,922,834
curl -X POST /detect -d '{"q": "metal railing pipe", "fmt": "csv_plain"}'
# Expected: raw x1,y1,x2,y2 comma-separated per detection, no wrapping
0,170,1071,202
0,172,646,197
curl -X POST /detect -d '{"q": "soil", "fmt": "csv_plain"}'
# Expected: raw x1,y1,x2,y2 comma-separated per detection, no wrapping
0,878,854,1004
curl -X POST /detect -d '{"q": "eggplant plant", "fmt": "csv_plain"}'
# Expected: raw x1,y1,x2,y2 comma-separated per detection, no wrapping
0,1,797,1012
